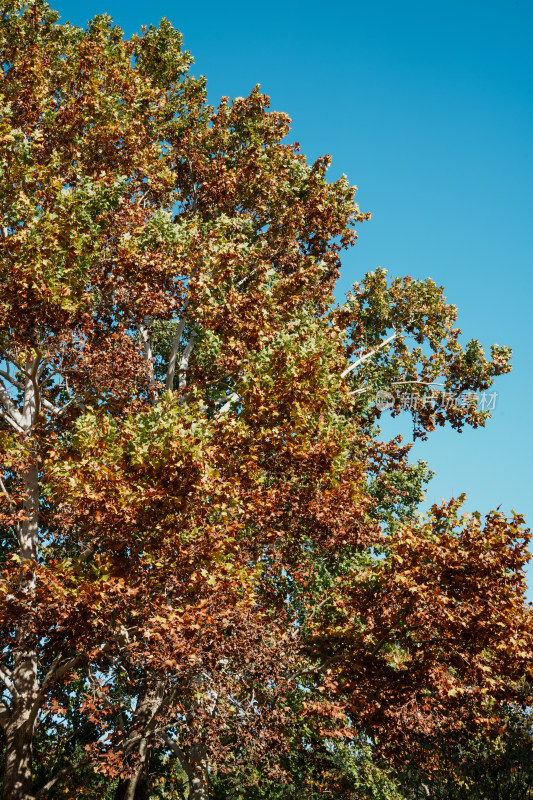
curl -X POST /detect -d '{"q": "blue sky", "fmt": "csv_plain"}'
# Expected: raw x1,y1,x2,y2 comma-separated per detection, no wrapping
53,0,533,592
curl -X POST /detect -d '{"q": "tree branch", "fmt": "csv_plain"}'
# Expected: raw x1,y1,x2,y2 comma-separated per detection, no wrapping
177,331,198,390
42,639,114,694
0,369,23,390
160,730,186,763
87,665,126,734
0,474,16,514
41,653,84,692
40,396,68,416
287,655,337,683
391,380,446,388
165,306,189,391
341,331,397,379
236,265,260,289
349,380,446,398
0,377,24,432
0,346,27,376
35,757,90,798
216,392,241,417
0,664,16,697
138,316,155,388
29,351,41,420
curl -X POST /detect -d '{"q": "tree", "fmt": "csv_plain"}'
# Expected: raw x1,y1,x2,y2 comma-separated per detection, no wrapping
0,2,531,799
394,694,533,800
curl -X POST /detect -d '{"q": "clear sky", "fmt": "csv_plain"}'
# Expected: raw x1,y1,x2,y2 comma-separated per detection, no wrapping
51,0,533,593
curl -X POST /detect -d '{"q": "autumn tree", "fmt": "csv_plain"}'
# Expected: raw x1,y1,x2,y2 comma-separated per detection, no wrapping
397,697,533,800
0,2,531,799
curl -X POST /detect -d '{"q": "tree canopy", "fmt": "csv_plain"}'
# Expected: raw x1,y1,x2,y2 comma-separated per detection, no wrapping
0,2,531,799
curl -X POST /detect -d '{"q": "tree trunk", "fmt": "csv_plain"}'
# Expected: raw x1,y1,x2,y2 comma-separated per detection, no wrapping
1,461,40,800
181,745,209,800
1,641,40,800
113,681,165,800
114,757,150,800
1,714,37,800
187,771,208,800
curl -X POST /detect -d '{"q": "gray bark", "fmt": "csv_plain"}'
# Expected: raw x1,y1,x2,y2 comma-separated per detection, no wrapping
113,682,166,800
19,461,39,562
1,646,40,800
178,744,209,800
1,442,40,799
2,723,36,800
114,758,150,800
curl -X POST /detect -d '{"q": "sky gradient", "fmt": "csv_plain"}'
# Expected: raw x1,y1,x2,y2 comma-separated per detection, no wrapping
52,0,533,592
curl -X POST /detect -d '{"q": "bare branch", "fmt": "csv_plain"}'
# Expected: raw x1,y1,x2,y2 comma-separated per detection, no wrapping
161,730,186,763
0,473,21,537
216,392,241,418
35,757,90,798
341,331,397,379
138,316,155,388
391,380,446,388
0,346,27,375
287,655,337,683
88,665,126,734
42,640,113,693
236,266,260,289
0,370,23,390
0,474,16,514
41,653,84,692
115,732,143,754
0,664,17,697
165,310,189,391
0,378,24,432
39,396,67,416
177,331,198,390
36,360,52,380
30,352,42,420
